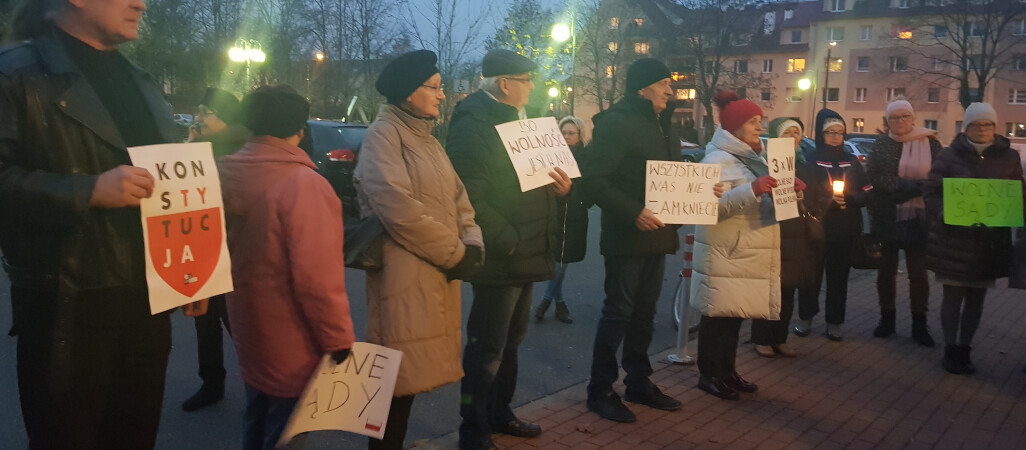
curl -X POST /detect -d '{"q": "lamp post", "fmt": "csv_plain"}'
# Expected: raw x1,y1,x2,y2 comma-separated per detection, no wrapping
552,6,577,115
228,39,266,90
822,41,837,111
799,77,813,134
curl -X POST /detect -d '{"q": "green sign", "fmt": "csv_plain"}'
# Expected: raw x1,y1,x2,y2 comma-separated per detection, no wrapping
943,178,1024,227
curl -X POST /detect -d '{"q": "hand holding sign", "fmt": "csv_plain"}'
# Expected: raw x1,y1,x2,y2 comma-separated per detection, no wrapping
943,178,1024,227
766,137,798,221
644,161,721,225
548,167,572,196
495,117,582,192
90,165,156,208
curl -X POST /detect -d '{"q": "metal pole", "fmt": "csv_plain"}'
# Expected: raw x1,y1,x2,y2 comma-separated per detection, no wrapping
822,46,831,111
667,233,696,365
569,8,577,116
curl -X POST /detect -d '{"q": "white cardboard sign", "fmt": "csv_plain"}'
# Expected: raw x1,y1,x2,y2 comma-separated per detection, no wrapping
767,138,799,221
494,117,582,192
277,343,404,446
128,142,233,314
644,161,721,225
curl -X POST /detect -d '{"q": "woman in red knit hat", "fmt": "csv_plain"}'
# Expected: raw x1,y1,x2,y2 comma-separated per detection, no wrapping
690,90,804,400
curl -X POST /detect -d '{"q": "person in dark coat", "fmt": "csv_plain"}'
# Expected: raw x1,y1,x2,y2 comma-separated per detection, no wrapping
0,1,206,448
924,102,1026,374
534,116,591,324
867,99,941,346
791,109,870,341
581,59,685,422
445,49,572,450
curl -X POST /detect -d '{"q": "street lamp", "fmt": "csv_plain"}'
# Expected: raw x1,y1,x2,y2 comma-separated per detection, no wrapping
228,39,265,89
313,51,326,62
799,78,813,134
548,87,560,98
822,41,837,111
553,7,577,115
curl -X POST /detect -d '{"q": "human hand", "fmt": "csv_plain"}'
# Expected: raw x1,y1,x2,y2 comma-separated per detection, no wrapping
713,183,725,198
751,176,778,196
833,193,847,210
794,178,807,192
548,167,572,197
90,165,155,208
447,245,484,281
181,298,209,317
331,348,351,365
635,208,665,232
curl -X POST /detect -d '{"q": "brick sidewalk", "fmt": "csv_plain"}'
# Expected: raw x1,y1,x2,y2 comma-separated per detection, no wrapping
419,270,1026,449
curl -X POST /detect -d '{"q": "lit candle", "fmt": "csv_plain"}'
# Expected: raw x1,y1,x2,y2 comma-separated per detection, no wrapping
833,180,845,194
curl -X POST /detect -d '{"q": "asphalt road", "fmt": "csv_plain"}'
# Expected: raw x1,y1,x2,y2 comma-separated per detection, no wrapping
0,209,691,449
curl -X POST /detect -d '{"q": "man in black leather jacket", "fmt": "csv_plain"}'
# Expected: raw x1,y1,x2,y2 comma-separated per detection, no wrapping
0,1,202,448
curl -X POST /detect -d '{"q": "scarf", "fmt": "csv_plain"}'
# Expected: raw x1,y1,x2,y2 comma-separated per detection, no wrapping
710,126,769,177
891,128,936,221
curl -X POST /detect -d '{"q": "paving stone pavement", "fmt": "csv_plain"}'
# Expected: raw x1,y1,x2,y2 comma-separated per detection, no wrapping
418,269,1026,449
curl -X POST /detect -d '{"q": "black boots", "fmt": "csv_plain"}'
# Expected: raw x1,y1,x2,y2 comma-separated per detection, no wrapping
534,298,573,324
533,298,551,322
874,309,896,337
911,314,935,347
961,345,976,374
942,345,976,375
182,381,225,411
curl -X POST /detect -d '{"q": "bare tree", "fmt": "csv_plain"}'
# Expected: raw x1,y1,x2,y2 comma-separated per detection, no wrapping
893,0,1026,109
575,0,639,112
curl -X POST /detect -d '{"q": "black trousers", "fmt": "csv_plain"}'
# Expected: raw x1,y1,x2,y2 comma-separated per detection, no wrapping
878,242,930,315
15,286,172,450
587,254,664,397
697,316,743,379
751,286,797,345
194,294,230,386
368,395,416,450
798,238,853,324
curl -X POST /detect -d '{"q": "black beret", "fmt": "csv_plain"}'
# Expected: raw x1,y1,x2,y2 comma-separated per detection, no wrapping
625,58,671,93
242,85,309,139
481,49,538,77
200,87,242,125
375,50,440,105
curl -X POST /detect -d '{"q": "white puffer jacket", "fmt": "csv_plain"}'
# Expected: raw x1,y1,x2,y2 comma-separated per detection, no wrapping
689,127,781,320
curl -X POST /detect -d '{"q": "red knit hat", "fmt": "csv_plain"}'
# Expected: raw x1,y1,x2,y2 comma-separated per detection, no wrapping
714,90,763,133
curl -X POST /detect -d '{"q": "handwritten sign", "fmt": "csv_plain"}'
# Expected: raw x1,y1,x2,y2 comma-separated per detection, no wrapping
943,178,1024,227
767,138,799,221
495,117,582,192
644,161,721,225
128,143,233,314
277,343,403,446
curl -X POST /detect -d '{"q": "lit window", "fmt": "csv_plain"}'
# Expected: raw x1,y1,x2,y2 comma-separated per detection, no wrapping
829,58,843,72
924,120,938,130
785,88,802,102
634,42,650,54
894,26,913,39
788,58,806,72
676,88,696,100
890,56,908,72
634,18,644,26
860,25,873,40
823,88,839,102
609,17,619,29
1006,122,1026,138
857,57,870,72
605,65,614,78
928,88,940,103
853,118,865,132
608,42,618,52
855,88,867,103
827,27,845,41
1009,88,1026,104
887,87,906,101
763,59,773,73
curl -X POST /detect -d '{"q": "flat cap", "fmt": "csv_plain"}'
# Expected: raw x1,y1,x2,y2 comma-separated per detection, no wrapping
482,49,538,77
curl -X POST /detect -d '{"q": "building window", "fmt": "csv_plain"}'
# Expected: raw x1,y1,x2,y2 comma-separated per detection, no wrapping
761,88,772,101
634,18,644,26
928,88,940,103
609,17,619,29
791,30,802,43
890,56,908,72
1007,122,1026,138
861,25,873,40
634,42,650,54
855,87,867,102
1016,57,1026,71
898,0,909,8
785,88,802,102
829,58,843,72
924,120,938,130
853,118,865,132
734,60,749,73
1015,19,1026,36
887,87,906,101
932,58,946,71
857,56,870,72
823,87,840,102
675,88,696,100
605,65,614,78
831,0,846,11
964,55,982,70
955,121,963,132
895,26,912,39
967,22,986,38
934,26,948,38
827,27,845,41
788,58,806,72
608,42,618,52
1010,88,1026,104
763,59,773,73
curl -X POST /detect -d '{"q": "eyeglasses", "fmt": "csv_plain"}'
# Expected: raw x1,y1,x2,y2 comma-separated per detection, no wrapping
420,84,444,94
504,77,533,84
888,114,914,122
562,130,579,136
822,131,844,137
969,122,996,129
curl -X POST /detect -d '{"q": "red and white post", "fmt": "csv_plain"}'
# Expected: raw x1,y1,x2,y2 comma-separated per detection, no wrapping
667,233,696,365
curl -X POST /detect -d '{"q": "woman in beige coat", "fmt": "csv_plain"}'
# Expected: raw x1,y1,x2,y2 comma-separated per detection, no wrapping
354,50,484,450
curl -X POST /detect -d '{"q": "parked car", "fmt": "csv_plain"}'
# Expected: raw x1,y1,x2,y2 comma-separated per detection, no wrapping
173,113,194,126
301,119,368,219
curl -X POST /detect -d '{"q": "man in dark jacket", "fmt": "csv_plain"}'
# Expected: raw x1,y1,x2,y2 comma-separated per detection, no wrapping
581,59,683,423
0,1,202,448
446,49,572,450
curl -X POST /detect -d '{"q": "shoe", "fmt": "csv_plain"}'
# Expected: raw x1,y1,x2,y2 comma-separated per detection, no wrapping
773,344,797,358
912,314,935,347
624,385,681,411
554,301,574,324
723,372,758,393
874,309,896,338
792,318,812,337
533,298,552,323
754,345,775,358
943,345,965,374
960,345,976,375
490,418,542,438
825,323,843,342
697,375,739,400
181,382,224,411
587,391,636,423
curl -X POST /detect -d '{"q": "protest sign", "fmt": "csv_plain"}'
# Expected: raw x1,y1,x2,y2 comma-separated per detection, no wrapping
644,161,721,225
128,142,233,314
943,178,1024,227
495,117,582,192
277,343,404,446
767,137,799,221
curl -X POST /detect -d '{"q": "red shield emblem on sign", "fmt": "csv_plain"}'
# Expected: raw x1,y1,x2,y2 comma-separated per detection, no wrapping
147,207,223,297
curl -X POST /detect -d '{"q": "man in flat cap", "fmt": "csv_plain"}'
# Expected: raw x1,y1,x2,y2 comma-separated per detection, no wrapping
446,49,572,450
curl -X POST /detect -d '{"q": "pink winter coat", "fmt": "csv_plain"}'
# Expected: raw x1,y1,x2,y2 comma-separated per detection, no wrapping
219,135,356,398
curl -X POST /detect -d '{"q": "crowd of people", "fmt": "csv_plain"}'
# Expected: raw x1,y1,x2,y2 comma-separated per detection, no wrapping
2,1,1026,450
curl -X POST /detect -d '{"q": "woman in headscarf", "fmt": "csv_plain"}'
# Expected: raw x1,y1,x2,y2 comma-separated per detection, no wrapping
354,50,484,449
867,99,941,347
924,103,1026,374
